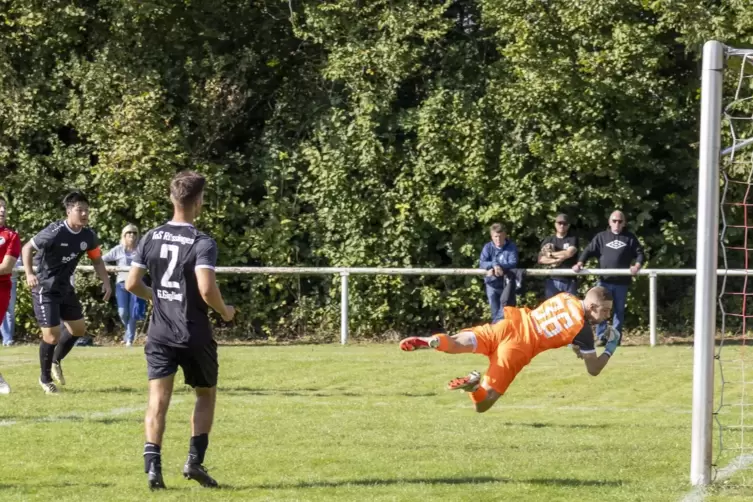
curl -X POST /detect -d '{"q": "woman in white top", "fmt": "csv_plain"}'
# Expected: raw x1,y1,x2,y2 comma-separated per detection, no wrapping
102,224,142,346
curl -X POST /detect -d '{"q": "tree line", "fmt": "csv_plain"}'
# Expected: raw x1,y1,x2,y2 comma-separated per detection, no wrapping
1,0,752,341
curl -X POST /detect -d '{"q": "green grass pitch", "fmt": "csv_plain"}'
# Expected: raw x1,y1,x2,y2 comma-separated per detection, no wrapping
0,343,751,501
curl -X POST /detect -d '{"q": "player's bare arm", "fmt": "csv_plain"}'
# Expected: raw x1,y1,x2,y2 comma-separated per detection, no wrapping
573,324,620,376
196,268,235,322
0,255,17,275
90,256,112,302
579,351,611,376
21,240,37,287
125,266,153,302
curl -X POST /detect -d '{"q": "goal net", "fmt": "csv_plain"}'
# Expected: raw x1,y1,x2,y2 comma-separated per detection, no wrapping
693,41,753,487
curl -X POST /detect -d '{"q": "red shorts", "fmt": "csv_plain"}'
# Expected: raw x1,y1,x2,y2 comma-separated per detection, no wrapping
0,282,11,322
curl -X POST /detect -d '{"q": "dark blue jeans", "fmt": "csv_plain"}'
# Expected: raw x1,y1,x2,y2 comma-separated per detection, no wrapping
544,278,578,299
486,284,506,324
595,281,629,340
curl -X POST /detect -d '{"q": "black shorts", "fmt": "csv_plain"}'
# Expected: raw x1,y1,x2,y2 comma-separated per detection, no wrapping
31,288,84,328
145,339,218,388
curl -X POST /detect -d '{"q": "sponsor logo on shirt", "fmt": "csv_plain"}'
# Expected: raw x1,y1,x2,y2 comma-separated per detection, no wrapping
606,240,627,250
61,253,79,263
61,242,68,247
153,231,195,246
157,289,183,302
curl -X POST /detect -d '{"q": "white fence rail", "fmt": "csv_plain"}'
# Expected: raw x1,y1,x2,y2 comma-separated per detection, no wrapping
63,266,752,345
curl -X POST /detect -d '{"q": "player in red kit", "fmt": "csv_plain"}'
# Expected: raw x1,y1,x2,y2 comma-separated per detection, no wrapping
0,197,21,394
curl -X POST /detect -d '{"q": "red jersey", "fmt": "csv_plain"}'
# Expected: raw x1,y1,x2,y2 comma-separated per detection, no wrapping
0,226,21,284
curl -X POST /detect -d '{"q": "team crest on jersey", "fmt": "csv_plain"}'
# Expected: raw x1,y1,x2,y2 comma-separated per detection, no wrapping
80,241,88,251
563,243,570,249
606,240,627,250
0,237,5,246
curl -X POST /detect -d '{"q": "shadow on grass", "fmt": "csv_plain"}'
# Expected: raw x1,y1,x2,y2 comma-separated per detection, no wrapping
68,386,142,394
0,415,134,425
220,476,624,490
219,387,439,398
61,386,440,399
500,421,611,430
0,481,114,489
68,386,197,395
220,387,361,398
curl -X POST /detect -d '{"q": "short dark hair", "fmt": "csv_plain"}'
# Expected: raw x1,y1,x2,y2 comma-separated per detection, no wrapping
490,223,507,234
63,191,88,209
170,171,206,207
588,285,614,304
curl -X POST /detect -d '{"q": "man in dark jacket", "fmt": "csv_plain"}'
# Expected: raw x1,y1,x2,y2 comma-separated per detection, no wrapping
572,211,645,344
479,223,518,323
538,213,579,298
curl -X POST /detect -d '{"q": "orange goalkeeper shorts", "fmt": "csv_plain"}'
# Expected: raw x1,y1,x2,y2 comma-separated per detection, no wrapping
466,309,535,395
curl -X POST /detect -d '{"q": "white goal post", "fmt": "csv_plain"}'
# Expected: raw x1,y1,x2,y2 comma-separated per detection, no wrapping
692,40,753,487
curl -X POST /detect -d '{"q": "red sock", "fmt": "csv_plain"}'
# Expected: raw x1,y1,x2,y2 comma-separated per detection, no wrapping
470,387,487,403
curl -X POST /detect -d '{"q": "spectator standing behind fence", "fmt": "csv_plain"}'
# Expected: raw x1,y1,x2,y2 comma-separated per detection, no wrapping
102,224,144,346
479,223,518,324
1,256,21,347
572,210,645,345
538,213,579,298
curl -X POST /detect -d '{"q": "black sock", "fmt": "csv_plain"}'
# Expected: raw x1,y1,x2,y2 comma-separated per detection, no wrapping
144,442,161,473
53,330,78,363
39,341,56,383
188,433,209,465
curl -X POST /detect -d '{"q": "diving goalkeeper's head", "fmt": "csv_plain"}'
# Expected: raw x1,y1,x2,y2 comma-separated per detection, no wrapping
583,286,613,325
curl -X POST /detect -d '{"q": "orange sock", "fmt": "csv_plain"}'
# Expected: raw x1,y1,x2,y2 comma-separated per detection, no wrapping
470,387,487,403
434,334,451,352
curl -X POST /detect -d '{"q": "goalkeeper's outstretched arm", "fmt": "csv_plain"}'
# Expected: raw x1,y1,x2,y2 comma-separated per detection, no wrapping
572,332,619,376
580,351,612,376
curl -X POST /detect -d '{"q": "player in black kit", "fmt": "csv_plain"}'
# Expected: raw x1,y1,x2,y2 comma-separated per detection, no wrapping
21,191,112,393
126,171,235,490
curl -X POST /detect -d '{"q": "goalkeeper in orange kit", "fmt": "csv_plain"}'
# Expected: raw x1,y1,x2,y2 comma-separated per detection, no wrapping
400,287,618,413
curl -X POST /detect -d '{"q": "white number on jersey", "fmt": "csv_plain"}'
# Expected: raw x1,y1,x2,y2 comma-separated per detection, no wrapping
159,244,180,289
530,296,577,338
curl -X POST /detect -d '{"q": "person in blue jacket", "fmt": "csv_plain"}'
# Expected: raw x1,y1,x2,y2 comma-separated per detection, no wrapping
479,223,518,323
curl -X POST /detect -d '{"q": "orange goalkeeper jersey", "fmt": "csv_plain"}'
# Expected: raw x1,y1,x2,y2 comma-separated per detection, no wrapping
468,293,596,360
526,292,591,353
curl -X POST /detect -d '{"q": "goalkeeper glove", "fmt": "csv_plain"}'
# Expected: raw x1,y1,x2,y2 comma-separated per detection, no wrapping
603,326,621,357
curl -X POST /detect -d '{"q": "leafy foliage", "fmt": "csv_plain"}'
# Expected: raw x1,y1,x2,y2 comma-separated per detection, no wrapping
1,0,752,340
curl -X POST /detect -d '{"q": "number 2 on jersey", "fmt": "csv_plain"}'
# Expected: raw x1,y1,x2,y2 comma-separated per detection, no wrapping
159,244,180,289
531,296,576,338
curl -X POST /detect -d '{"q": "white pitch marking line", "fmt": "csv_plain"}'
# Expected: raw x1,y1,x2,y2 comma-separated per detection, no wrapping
0,398,184,427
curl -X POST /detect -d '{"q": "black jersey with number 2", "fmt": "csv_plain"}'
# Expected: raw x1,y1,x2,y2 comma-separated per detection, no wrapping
133,222,218,348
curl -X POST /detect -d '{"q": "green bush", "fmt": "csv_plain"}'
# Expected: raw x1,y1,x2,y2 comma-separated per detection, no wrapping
1,0,752,341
